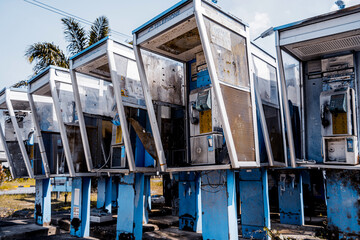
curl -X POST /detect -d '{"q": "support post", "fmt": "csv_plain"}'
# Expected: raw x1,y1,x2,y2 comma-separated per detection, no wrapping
34,178,51,226
112,177,119,208
326,170,360,239
178,172,202,233
278,170,304,225
239,168,270,239
97,176,112,213
143,176,151,224
201,170,237,239
70,177,91,238
116,173,145,240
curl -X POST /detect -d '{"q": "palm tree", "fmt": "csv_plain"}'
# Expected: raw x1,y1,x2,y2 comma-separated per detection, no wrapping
25,16,110,76
88,16,109,46
25,42,69,74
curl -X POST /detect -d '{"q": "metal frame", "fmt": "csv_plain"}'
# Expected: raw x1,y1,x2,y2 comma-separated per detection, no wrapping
0,114,16,178
70,38,154,174
133,0,263,172
4,89,34,178
275,31,297,168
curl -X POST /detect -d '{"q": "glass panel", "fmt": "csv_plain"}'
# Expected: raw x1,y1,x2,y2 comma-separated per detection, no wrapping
253,55,285,164
32,94,68,175
204,18,250,89
74,72,124,170
203,18,255,163
282,51,302,158
1,110,31,178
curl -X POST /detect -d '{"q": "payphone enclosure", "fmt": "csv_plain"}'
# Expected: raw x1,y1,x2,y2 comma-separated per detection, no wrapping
132,0,286,172
28,66,100,178
274,5,360,168
0,88,36,179
69,37,156,174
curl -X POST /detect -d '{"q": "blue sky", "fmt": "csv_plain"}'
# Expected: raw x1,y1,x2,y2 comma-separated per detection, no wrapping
0,0,358,88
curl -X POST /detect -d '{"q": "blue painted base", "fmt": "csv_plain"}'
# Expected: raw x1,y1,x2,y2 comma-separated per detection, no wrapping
239,168,270,240
34,178,51,226
326,170,360,239
70,177,91,238
97,177,112,213
178,172,202,232
116,173,145,240
143,176,151,224
278,171,304,225
112,177,119,208
201,170,238,240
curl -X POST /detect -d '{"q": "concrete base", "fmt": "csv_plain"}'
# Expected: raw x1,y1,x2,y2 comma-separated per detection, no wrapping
0,219,58,240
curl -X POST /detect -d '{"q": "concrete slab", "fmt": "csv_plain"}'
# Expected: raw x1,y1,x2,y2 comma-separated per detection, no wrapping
143,227,202,240
149,215,179,228
0,219,58,240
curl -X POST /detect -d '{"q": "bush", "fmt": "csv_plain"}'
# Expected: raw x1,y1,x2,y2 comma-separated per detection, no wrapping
0,164,6,185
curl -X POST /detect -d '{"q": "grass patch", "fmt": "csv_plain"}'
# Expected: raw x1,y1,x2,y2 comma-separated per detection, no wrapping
0,192,97,218
150,176,163,196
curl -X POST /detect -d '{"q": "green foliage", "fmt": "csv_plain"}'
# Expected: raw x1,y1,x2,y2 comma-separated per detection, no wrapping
61,17,87,55
88,16,110,46
25,42,69,74
25,16,110,78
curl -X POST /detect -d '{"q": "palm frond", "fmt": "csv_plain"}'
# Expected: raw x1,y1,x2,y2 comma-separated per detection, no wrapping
25,42,69,74
62,17,87,55
88,16,110,46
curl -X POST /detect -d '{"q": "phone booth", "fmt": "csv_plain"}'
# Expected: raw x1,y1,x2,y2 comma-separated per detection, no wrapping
69,37,155,239
274,5,360,238
133,0,286,239
0,87,52,226
28,66,95,235
0,88,35,179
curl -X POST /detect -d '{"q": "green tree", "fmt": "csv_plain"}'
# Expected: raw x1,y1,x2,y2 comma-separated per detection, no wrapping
25,16,110,75
25,42,69,74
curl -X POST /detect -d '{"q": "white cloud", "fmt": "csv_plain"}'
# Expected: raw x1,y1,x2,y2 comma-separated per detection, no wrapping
330,0,359,11
249,12,271,38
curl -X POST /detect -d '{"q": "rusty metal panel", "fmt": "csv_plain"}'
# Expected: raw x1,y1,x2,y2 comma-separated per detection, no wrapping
142,51,184,106
220,84,255,162
204,18,250,89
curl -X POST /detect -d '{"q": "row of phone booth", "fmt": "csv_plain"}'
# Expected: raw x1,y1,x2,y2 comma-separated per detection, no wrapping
1,0,360,239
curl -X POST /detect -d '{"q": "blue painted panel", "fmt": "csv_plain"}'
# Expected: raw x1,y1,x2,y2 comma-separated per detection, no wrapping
226,170,238,240
116,173,145,240
278,171,304,225
326,170,360,237
35,178,51,226
178,172,202,232
134,173,145,239
97,177,106,209
201,170,238,240
197,70,211,88
70,177,91,238
143,176,151,224
112,177,119,208
239,169,269,239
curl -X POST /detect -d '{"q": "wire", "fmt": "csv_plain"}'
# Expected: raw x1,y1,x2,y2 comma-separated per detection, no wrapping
23,0,132,40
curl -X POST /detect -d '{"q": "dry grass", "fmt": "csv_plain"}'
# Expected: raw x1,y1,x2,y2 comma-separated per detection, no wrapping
0,192,97,218
0,178,36,190
150,176,163,196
